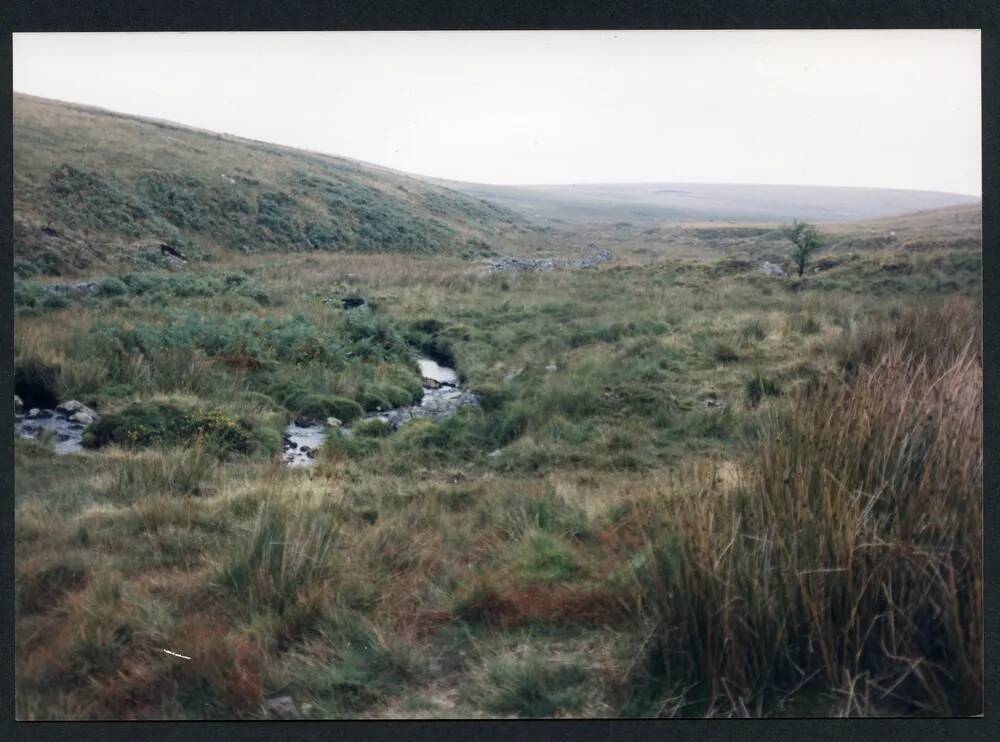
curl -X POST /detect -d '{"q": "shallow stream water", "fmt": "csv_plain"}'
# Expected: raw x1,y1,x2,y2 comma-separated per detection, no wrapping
281,357,477,468
14,410,86,454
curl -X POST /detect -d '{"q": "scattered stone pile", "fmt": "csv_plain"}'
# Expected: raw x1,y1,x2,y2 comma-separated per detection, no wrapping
484,246,612,274
759,261,788,278
46,282,99,295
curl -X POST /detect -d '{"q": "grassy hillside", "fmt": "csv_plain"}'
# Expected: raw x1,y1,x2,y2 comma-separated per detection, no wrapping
13,94,526,277
432,179,980,227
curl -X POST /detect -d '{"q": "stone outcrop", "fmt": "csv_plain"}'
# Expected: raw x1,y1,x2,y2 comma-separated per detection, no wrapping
47,282,99,295
484,246,612,274
759,261,788,278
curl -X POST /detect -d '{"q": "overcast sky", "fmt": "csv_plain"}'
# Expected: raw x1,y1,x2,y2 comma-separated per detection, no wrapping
13,31,982,195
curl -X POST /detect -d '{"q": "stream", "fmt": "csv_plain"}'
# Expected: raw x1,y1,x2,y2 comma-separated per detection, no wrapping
282,357,478,468
14,409,87,454
13,359,475,467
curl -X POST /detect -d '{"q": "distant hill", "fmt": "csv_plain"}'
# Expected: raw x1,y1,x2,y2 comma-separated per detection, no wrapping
428,179,981,226
13,94,525,276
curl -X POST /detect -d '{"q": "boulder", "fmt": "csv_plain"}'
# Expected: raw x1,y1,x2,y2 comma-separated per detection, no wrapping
264,695,300,720
27,408,50,419
326,417,343,428
14,395,23,414
58,401,99,425
503,367,524,382
48,282,99,295
70,409,97,425
759,261,788,278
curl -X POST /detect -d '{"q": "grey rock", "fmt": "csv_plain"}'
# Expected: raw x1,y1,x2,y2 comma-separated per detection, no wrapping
27,408,50,419
759,261,788,278
58,401,99,425
326,417,343,428
485,247,612,274
14,395,23,414
264,695,300,719
503,367,523,382
47,281,99,296
69,409,97,425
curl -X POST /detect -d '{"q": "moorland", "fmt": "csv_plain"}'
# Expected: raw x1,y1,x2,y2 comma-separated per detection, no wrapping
12,93,983,719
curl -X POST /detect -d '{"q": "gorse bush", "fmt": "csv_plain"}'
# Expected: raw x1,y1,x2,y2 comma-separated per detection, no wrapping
83,402,255,455
628,298,982,716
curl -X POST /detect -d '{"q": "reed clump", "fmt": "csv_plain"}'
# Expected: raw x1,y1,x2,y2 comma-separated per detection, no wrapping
630,298,982,716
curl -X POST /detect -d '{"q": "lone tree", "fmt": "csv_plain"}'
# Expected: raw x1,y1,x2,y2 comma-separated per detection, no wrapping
782,221,824,277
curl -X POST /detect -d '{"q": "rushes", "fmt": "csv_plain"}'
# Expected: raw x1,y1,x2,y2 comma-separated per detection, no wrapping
630,298,982,716
221,500,339,615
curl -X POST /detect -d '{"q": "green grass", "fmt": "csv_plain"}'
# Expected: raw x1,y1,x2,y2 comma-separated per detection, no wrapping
468,651,590,717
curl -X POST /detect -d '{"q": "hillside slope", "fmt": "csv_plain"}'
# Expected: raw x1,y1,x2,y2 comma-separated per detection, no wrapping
13,94,525,276
430,179,981,226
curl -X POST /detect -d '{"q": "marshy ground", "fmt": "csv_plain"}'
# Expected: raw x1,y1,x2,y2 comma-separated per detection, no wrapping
13,242,982,719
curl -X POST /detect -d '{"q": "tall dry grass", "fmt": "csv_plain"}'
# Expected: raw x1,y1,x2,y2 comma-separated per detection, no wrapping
630,297,982,716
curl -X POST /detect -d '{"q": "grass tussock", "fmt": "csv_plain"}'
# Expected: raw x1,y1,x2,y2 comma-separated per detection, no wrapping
627,297,981,716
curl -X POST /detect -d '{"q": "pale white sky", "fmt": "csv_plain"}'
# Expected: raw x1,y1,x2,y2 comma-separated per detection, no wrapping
13,30,982,195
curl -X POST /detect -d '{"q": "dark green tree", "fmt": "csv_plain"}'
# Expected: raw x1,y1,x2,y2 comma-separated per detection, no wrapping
782,221,825,277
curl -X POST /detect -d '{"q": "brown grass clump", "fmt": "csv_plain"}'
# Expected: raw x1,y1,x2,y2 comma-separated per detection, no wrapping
453,574,631,629
628,297,981,716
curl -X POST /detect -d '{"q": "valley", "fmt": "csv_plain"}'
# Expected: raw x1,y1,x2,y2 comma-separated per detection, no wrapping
11,94,983,720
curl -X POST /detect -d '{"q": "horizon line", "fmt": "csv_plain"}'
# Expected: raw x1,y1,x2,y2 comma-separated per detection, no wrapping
13,90,984,200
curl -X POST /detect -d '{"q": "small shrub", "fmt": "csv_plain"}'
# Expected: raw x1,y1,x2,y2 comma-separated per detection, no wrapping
83,402,254,455
41,293,70,310
98,277,128,297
